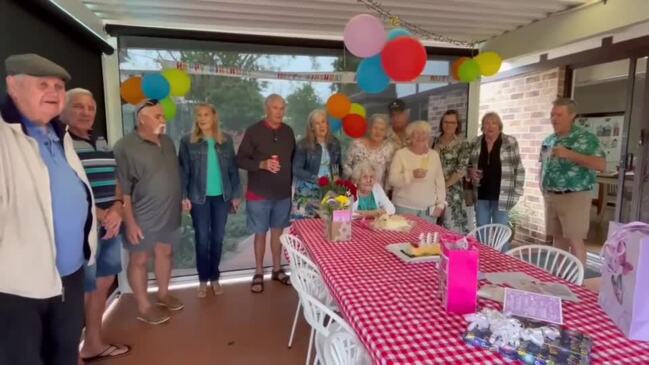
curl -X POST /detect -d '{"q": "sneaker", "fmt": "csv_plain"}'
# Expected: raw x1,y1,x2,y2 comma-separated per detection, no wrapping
197,283,207,299
211,281,224,296
156,294,184,311
137,306,171,325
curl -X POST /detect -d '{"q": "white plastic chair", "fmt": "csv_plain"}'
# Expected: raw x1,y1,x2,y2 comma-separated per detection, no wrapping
468,223,512,252
296,277,371,365
505,244,585,285
281,234,338,365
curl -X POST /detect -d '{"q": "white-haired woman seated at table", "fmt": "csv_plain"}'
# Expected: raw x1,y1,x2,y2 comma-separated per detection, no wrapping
388,121,446,223
350,161,395,218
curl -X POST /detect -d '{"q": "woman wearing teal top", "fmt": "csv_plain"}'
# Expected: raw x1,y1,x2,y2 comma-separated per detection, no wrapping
179,103,241,298
351,161,395,218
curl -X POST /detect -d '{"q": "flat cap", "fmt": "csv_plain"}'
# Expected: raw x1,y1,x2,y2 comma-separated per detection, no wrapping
5,53,71,82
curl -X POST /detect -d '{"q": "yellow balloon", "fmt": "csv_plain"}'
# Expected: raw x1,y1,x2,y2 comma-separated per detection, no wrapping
474,52,503,77
350,103,366,118
161,68,191,96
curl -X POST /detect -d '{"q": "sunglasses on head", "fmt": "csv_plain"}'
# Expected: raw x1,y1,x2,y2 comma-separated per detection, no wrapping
136,99,159,116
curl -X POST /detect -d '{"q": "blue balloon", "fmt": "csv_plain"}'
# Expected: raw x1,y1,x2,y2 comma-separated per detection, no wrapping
387,27,411,41
141,73,170,100
328,117,342,132
357,55,390,94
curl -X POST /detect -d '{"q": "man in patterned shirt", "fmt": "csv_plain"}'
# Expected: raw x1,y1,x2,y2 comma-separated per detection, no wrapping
540,98,606,264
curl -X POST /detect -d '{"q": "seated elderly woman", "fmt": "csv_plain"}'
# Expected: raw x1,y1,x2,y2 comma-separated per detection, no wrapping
388,121,446,223
350,161,395,218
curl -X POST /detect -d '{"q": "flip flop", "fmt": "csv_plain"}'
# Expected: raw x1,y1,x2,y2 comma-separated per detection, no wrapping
82,344,131,363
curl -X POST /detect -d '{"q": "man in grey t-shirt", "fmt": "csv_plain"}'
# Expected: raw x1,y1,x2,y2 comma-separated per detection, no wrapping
114,100,185,325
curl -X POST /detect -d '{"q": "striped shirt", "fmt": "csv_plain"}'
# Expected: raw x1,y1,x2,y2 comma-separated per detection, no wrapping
71,134,118,210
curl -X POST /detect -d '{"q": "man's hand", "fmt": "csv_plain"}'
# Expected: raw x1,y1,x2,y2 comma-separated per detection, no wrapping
125,220,144,245
101,206,122,239
413,168,427,179
182,199,192,213
552,145,572,160
230,198,242,214
260,159,280,174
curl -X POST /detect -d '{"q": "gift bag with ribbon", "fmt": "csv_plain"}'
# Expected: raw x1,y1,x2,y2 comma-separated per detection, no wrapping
599,221,649,341
323,209,352,242
438,240,479,314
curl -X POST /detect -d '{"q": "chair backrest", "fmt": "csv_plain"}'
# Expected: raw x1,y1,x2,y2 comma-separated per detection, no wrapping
468,224,512,251
280,234,311,273
323,330,370,365
282,240,333,304
505,244,585,285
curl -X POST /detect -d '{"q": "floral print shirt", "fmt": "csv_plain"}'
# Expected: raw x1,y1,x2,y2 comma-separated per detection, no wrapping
343,138,396,189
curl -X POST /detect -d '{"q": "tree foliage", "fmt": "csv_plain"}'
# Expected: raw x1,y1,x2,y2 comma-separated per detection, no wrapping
285,83,322,139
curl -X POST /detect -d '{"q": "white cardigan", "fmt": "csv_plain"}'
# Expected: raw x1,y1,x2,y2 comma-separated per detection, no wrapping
0,115,97,299
352,183,395,215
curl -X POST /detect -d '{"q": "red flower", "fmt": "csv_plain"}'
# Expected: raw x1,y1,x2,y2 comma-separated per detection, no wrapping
318,176,330,187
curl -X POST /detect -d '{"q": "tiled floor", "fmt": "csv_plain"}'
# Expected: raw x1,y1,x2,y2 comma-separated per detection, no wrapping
98,280,309,365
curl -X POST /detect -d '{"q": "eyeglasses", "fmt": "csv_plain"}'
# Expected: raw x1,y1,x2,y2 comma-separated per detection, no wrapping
135,99,159,116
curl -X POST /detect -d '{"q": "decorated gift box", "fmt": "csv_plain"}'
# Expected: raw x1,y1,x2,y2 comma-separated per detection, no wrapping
463,310,592,365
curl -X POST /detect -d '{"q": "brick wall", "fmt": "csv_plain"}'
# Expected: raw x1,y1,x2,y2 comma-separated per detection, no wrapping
479,68,566,245
428,86,468,134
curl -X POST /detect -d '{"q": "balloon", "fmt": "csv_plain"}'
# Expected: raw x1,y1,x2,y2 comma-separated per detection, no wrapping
381,37,427,82
141,73,170,100
120,76,145,105
161,69,191,96
328,117,342,133
350,103,366,118
451,57,469,81
326,93,351,119
356,55,390,94
474,51,503,76
160,98,177,121
343,14,387,58
387,27,411,41
342,114,367,138
458,58,480,82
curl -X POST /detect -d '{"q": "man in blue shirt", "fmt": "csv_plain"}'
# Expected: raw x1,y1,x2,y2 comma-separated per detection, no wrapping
0,54,96,365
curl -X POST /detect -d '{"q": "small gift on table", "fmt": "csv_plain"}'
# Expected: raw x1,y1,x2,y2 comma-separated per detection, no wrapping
318,176,357,242
438,238,479,314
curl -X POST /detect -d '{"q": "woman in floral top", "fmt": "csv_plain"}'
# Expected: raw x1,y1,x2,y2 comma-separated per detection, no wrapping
432,110,470,233
343,113,395,189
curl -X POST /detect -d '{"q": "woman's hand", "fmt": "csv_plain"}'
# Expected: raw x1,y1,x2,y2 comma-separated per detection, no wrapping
230,198,242,214
182,199,192,213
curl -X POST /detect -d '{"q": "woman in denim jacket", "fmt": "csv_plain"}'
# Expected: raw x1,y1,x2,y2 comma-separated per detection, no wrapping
179,103,241,298
292,109,342,219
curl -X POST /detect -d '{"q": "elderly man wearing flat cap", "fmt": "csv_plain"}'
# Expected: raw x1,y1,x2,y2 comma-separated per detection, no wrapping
388,98,411,149
0,54,97,365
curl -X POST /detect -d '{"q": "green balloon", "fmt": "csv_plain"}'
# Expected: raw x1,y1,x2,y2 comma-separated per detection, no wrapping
458,59,480,83
160,98,177,121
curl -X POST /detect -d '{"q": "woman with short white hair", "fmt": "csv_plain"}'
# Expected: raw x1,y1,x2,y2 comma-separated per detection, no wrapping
350,161,395,218
388,121,446,223
343,113,396,189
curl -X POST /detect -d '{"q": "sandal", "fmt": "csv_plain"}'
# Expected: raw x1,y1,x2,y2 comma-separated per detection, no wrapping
82,344,131,362
251,274,264,293
271,269,291,286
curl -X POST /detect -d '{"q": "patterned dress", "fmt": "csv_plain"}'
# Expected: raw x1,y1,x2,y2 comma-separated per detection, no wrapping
433,135,470,234
343,138,396,190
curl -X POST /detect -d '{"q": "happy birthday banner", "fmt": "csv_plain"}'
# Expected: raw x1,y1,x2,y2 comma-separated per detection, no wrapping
162,61,452,84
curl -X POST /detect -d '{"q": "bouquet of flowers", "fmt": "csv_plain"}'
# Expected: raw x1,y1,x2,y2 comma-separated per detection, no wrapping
317,176,357,242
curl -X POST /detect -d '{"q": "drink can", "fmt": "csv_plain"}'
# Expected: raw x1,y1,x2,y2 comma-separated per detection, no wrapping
271,154,279,163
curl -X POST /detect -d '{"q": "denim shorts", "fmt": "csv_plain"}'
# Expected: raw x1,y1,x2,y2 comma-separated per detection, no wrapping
84,230,123,292
246,198,292,234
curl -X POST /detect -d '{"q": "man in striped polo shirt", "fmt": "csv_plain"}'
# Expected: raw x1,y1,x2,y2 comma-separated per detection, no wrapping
62,89,130,362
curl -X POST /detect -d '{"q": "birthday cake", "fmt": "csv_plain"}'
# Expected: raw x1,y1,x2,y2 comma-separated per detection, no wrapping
373,214,413,232
406,242,441,257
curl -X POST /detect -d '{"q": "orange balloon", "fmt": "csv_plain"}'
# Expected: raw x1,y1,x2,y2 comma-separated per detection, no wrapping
326,93,352,119
451,57,469,81
120,76,146,105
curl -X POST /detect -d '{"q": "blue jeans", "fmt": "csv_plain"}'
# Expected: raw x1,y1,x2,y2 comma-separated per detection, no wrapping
84,228,123,292
191,196,229,282
246,198,292,234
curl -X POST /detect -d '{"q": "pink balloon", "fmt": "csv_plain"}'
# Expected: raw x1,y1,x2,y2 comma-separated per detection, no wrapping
343,14,387,58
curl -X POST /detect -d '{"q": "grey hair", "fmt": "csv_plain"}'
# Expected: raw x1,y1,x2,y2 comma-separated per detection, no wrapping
350,161,377,185
368,113,390,132
65,88,94,107
481,112,504,132
405,120,432,142
264,93,286,107
552,97,578,115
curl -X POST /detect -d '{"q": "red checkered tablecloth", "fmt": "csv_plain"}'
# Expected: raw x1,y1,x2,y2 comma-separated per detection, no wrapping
291,217,649,365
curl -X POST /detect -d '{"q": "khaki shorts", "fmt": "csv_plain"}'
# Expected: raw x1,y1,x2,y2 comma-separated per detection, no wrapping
544,191,592,240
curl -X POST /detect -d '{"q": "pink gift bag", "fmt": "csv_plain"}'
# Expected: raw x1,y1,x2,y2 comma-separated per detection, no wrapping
599,221,649,341
438,241,479,314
